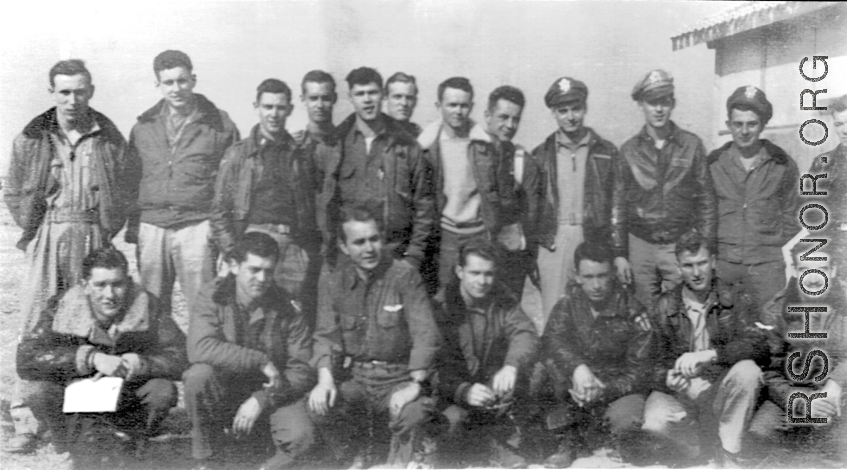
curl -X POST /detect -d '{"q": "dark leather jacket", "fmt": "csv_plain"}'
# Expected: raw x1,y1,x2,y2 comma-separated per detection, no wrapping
530,128,626,255
650,281,769,389
616,122,717,252
210,124,320,256
314,114,435,264
17,285,186,384
542,281,652,402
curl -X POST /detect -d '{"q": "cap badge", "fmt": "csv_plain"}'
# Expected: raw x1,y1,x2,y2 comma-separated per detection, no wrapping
647,70,663,85
558,78,571,94
744,86,759,99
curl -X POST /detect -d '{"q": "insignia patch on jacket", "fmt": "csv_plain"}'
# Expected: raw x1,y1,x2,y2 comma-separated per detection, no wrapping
384,304,403,313
634,313,651,332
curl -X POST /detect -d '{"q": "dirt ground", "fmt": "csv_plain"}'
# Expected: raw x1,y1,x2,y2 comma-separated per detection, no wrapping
0,199,844,469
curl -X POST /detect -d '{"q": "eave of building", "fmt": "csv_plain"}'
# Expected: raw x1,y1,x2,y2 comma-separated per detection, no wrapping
671,1,838,51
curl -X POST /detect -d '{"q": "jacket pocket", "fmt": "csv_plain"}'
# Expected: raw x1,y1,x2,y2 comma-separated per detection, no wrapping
377,306,402,328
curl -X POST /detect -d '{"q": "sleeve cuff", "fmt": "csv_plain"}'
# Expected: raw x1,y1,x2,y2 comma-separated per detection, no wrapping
251,389,270,411
76,345,96,375
455,382,472,405
408,350,436,371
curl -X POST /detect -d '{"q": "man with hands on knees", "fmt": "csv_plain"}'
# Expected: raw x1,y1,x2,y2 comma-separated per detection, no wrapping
16,248,186,456
309,204,440,469
642,230,769,467
539,242,653,468
434,239,538,468
183,232,315,470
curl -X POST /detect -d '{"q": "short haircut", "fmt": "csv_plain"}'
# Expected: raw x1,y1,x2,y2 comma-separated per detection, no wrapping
458,239,499,268
83,247,129,280
301,69,336,94
229,232,279,263
336,204,381,243
256,78,292,103
346,67,383,90
831,94,847,113
573,242,613,270
438,77,474,102
674,230,713,259
49,59,91,88
488,85,525,111
727,103,766,124
153,50,193,77
385,72,417,94
789,242,830,266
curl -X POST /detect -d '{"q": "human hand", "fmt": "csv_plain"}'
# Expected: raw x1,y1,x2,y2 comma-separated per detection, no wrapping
389,382,421,417
813,380,843,419
674,350,716,378
614,257,632,285
92,352,126,379
492,365,517,397
571,364,606,406
232,396,262,436
666,369,689,393
308,370,337,416
465,383,496,407
120,353,147,382
261,361,281,389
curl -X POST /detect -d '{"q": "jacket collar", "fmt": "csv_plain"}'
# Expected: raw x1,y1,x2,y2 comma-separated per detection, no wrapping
340,251,394,290
417,118,491,151
246,123,294,155
331,112,415,148
636,120,681,146
664,280,722,318
136,93,226,132
709,139,791,166
51,284,151,340
564,280,631,318
22,107,124,147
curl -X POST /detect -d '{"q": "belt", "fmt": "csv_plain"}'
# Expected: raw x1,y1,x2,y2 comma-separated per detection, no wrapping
248,223,291,234
557,213,583,226
47,211,97,224
352,360,406,372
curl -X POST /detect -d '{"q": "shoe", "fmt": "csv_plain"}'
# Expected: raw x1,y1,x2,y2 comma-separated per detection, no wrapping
4,433,38,454
715,447,747,469
543,446,575,468
489,438,527,469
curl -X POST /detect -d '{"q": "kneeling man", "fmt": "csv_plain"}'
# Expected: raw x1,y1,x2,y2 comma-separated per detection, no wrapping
435,239,538,467
540,242,653,468
16,247,185,451
184,232,315,469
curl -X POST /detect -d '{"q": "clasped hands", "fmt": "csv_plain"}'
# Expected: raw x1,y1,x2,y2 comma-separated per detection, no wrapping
464,365,517,408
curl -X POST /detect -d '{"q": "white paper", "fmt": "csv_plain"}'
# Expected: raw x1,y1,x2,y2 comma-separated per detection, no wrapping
62,377,124,413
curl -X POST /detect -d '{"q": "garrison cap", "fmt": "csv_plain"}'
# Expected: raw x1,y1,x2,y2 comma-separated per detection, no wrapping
726,85,773,124
545,77,588,108
631,69,674,102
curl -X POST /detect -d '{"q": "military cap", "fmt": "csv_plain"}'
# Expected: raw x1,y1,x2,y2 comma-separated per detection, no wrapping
545,77,588,108
631,69,674,102
726,85,773,124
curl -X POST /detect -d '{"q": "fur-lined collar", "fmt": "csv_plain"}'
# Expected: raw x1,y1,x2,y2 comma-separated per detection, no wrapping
52,284,151,343
136,93,227,132
417,118,491,151
22,107,124,147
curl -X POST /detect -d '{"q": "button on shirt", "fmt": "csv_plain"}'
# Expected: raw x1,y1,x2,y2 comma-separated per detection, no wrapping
312,256,439,371
555,130,590,225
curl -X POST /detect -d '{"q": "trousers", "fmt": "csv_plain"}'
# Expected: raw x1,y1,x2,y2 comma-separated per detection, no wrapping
628,233,681,309
716,259,787,307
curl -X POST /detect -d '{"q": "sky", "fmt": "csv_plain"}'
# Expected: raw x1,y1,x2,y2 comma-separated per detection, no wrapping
0,0,734,177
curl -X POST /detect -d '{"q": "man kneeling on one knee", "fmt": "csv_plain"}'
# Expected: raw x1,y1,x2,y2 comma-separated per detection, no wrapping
642,230,769,466
16,247,185,452
184,231,315,469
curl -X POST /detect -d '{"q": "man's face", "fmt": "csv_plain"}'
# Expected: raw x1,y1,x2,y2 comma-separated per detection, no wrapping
726,109,764,150
51,74,94,123
552,101,586,134
255,92,292,137
339,219,383,272
301,81,336,124
349,82,383,122
678,246,715,292
229,253,277,303
437,87,473,132
386,81,418,122
456,254,495,300
85,267,130,320
795,253,836,294
638,96,675,129
576,259,612,304
832,109,847,144
485,99,523,142
156,66,196,110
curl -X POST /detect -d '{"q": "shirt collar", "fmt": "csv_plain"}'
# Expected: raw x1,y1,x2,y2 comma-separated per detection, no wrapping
638,120,679,146
556,128,592,150
342,252,393,290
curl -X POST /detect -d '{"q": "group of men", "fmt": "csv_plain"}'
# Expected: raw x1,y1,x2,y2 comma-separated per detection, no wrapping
4,49,846,469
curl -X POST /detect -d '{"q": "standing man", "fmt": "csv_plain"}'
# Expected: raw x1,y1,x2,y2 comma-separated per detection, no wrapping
4,59,129,453
642,230,768,467
125,50,240,320
385,72,422,137
211,78,320,317
434,239,538,468
614,70,716,308
296,70,337,148
483,85,539,301
419,77,521,291
183,232,315,469
531,77,624,327
708,86,800,306
309,205,440,468
540,242,653,468
317,67,434,273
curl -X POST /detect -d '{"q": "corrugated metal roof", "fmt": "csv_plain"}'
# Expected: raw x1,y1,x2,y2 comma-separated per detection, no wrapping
671,1,837,51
